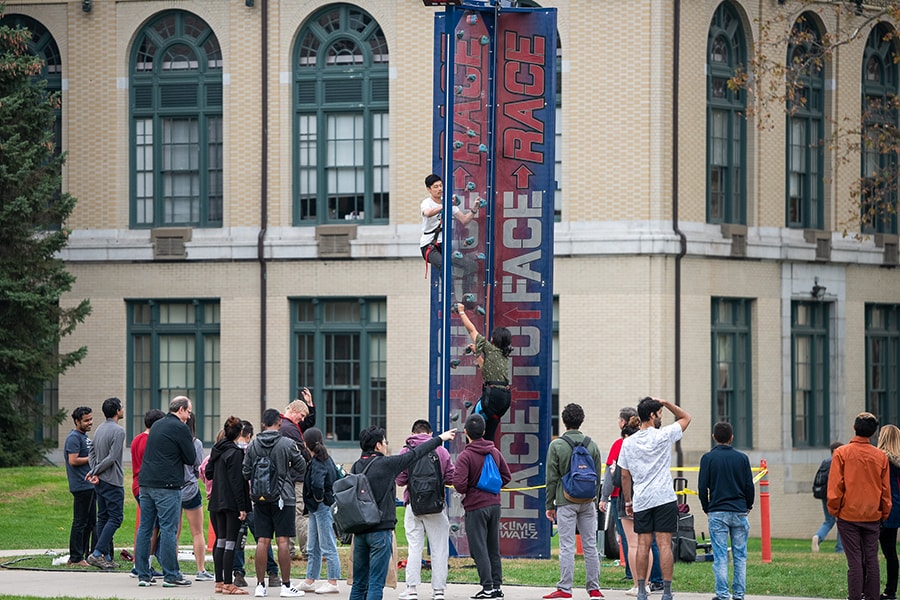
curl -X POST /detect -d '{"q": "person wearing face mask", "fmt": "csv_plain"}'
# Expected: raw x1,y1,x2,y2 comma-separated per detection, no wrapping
617,398,691,600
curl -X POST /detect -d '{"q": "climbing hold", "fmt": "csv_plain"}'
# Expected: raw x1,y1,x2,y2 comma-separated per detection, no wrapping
467,73,477,82
450,303,459,314
464,400,473,408
464,347,474,356
456,30,465,39
480,35,489,45
476,198,487,208
450,412,460,422
455,85,464,95
450,524,460,532
450,359,461,369
475,253,485,261
452,251,463,260
478,144,488,152
466,182,476,191
452,194,461,206
453,140,463,149
476,306,486,316
463,293,477,304
464,236,476,247
466,129,477,137
467,15,478,25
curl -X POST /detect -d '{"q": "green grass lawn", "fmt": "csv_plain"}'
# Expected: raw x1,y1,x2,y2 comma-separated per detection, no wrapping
0,466,863,598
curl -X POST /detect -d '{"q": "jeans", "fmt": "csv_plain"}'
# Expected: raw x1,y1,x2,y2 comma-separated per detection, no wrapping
306,503,341,581
708,511,750,600
815,498,843,552
556,502,601,593
404,506,450,591
233,511,277,575
838,519,882,600
93,481,123,559
69,489,97,563
136,487,183,583
349,529,393,600
465,504,502,590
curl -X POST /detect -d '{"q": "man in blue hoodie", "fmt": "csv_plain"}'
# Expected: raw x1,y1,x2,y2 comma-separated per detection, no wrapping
698,421,755,600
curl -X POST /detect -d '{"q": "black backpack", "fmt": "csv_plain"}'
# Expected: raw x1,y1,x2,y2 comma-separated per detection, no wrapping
250,450,280,504
812,458,831,500
406,443,445,516
332,457,381,534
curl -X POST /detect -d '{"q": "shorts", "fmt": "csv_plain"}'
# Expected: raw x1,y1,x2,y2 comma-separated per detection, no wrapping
633,500,678,535
182,489,202,510
253,502,296,539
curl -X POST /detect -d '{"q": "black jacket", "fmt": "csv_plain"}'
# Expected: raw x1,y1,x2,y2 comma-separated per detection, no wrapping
279,418,310,483
351,435,444,532
138,413,196,490
207,439,251,514
303,455,337,512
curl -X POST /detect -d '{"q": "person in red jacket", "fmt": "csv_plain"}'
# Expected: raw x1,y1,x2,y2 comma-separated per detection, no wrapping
452,414,512,600
828,412,892,600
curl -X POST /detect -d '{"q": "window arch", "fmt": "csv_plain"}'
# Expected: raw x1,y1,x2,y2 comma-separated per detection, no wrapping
293,4,389,225
130,10,223,228
861,23,898,235
706,1,746,225
786,14,826,230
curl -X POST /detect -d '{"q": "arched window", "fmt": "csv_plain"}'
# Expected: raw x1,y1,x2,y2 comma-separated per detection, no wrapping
1,14,62,152
293,4,389,225
861,23,898,235
130,11,223,228
786,14,826,230
706,1,746,225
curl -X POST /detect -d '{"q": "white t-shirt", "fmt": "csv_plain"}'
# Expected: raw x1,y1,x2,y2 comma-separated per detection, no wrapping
420,197,460,248
617,422,683,512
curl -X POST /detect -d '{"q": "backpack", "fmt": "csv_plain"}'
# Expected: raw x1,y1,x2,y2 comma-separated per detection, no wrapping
812,458,831,500
250,450,280,505
406,443,445,516
560,435,599,503
476,452,502,494
332,457,381,534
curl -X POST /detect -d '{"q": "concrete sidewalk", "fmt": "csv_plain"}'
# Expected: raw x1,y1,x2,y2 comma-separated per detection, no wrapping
0,552,841,600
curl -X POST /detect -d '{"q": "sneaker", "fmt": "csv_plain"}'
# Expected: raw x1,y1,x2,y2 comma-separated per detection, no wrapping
256,583,268,597
299,582,318,592
86,554,115,570
163,578,193,587
399,589,418,600
492,590,504,598
130,568,139,578
196,570,215,581
269,574,282,589
471,590,494,600
281,584,305,597
543,591,572,600
138,578,157,587
434,591,445,600
812,534,820,553
589,591,604,598
234,573,249,587
315,583,340,594
650,583,664,593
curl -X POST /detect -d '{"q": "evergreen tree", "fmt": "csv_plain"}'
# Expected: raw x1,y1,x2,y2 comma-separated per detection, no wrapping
0,12,91,466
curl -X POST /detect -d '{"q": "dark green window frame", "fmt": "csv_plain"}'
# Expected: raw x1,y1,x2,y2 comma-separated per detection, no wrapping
290,298,387,444
706,2,747,225
786,15,825,230
861,24,899,236
127,299,221,445
866,304,900,426
791,300,830,448
711,297,753,449
293,4,389,225
130,10,223,229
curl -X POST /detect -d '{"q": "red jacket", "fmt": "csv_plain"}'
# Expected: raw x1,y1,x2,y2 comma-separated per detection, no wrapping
827,436,891,522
